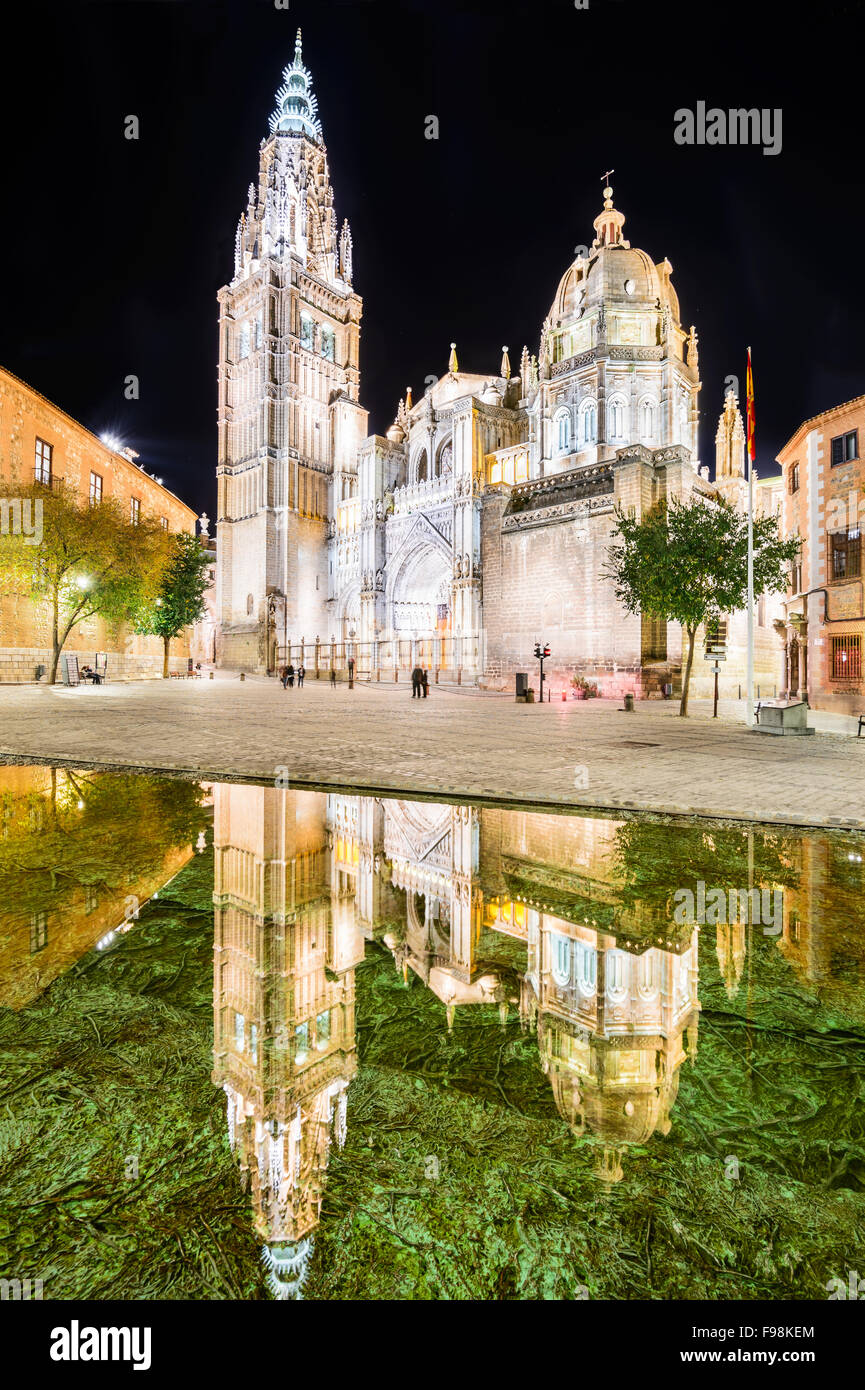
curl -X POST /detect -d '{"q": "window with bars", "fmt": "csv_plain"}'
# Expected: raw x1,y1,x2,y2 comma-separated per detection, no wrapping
830,430,858,466
89,471,103,505
831,634,861,680
830,527,861,580
34,438,52,484
130,496,140,526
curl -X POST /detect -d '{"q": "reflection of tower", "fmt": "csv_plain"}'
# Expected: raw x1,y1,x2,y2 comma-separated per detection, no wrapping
532,914,699,1181
716,919,748,998
211,785,363,1297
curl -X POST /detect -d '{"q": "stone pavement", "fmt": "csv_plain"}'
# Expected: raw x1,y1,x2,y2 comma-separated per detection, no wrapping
0,675,862,830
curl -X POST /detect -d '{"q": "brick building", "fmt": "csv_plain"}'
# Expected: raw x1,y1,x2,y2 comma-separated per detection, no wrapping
777,395,865,712
0,363,199,681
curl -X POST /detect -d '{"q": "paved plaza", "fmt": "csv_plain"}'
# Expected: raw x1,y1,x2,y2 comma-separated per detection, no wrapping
0,675,862,829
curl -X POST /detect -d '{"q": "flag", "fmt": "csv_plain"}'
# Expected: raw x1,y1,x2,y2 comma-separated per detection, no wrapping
746,346,756,462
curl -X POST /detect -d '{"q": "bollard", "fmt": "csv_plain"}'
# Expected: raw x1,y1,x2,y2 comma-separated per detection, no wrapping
240,672,245,682
209,671,214,680
624,692,634,712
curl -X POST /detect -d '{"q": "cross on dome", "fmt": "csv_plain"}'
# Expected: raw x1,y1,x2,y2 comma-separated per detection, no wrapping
268,29,323,142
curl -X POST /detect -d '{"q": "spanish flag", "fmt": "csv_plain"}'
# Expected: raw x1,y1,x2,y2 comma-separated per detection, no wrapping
746,346,756,462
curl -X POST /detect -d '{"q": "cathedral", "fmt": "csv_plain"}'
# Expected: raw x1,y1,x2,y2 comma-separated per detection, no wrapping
216,33,781,696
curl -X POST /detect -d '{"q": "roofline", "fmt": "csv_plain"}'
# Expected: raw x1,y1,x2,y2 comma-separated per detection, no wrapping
776,392,865,460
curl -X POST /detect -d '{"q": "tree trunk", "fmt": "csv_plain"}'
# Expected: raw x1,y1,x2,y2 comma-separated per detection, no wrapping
679,625,697,717
49,591,61,685
162,635,170,679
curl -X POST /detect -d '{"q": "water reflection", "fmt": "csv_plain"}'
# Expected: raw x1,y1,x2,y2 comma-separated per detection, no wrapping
0,767,862,1300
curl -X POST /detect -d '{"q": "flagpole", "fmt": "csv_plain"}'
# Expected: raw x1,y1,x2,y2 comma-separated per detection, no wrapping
746,346,755,728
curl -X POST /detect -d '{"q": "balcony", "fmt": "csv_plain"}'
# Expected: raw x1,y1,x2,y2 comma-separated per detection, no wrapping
33,473,65,491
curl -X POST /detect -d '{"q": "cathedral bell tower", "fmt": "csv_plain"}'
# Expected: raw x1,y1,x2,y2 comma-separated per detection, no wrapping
216,30,369,672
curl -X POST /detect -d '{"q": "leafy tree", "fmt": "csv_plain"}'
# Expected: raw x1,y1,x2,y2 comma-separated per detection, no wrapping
605,495,800,716
0,481,168,684
133,529,211,677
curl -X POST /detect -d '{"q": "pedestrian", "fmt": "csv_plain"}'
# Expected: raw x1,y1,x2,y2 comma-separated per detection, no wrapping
286,663,295,688
279,665,287,689
330,665,337,687
411,665,422,698
348,656,355,689
297,663,305,688
422,668,429,698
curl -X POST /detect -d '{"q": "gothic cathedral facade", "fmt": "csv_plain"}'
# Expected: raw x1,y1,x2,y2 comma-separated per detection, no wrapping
216,35,781,696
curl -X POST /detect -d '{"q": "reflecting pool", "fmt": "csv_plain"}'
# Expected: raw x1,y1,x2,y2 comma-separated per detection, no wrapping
0,766,863,1300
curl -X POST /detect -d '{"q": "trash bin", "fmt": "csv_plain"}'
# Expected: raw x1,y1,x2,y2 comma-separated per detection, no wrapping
624,692,635,712
526,688,535,703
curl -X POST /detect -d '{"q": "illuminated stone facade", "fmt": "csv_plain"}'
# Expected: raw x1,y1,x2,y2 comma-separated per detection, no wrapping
216,37,782,698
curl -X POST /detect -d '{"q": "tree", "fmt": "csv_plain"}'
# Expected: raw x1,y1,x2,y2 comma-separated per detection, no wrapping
133,530,211,677
0,481,168,684
605,495,801,717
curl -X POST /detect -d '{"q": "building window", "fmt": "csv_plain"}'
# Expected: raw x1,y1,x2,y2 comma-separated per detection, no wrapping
789,557,803,595
790,462,800,493
551,933,570,987
580,399,597,444
607,396,627,441
830,430,858,467
639,397,657,443
234,1012,245,1052
89,471,103,505
831,634,861,680
160,516,169,530
831,527,861,580
605,948,629,1002
554,410,570,455
130,496,140,526
300,313,314,350
320,327,335,362
34,438,52,485
30,911,48,954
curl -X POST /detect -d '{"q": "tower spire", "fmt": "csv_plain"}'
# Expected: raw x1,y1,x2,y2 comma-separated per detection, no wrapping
269,31,322,142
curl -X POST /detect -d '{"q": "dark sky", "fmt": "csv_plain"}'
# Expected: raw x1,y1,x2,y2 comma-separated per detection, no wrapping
1,0,863,518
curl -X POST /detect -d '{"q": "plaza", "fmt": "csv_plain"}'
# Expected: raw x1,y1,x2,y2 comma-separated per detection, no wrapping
0,675,861,829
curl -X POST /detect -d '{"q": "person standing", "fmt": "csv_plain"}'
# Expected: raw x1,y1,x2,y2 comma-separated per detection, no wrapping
330,665,337,687
348,655,355,689
411,665,421,698
286,663,294,688
297,664,305,688
422,668,429,698
279,665,288,689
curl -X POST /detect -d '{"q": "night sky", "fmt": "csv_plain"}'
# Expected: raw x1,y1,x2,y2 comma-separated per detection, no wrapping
2,0,863,519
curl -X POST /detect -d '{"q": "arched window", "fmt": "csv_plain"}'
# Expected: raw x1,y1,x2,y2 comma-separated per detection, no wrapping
639,396,657,444
637,950,659,1000
607,394,628,441
551,932,571,987
575,941,597,997
415,449,428,484
605,948,629,1002
238,323,250,360
300,313,314,351
678,388,690,442
320,327,335,362
435,439,453,479
554,409,571,456
580,398,597,444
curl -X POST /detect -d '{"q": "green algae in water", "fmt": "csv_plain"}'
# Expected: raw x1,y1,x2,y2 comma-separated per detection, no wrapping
0,770,863,1300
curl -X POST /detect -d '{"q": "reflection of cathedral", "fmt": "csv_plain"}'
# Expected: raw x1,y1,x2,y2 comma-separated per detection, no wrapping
215,34,781,694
